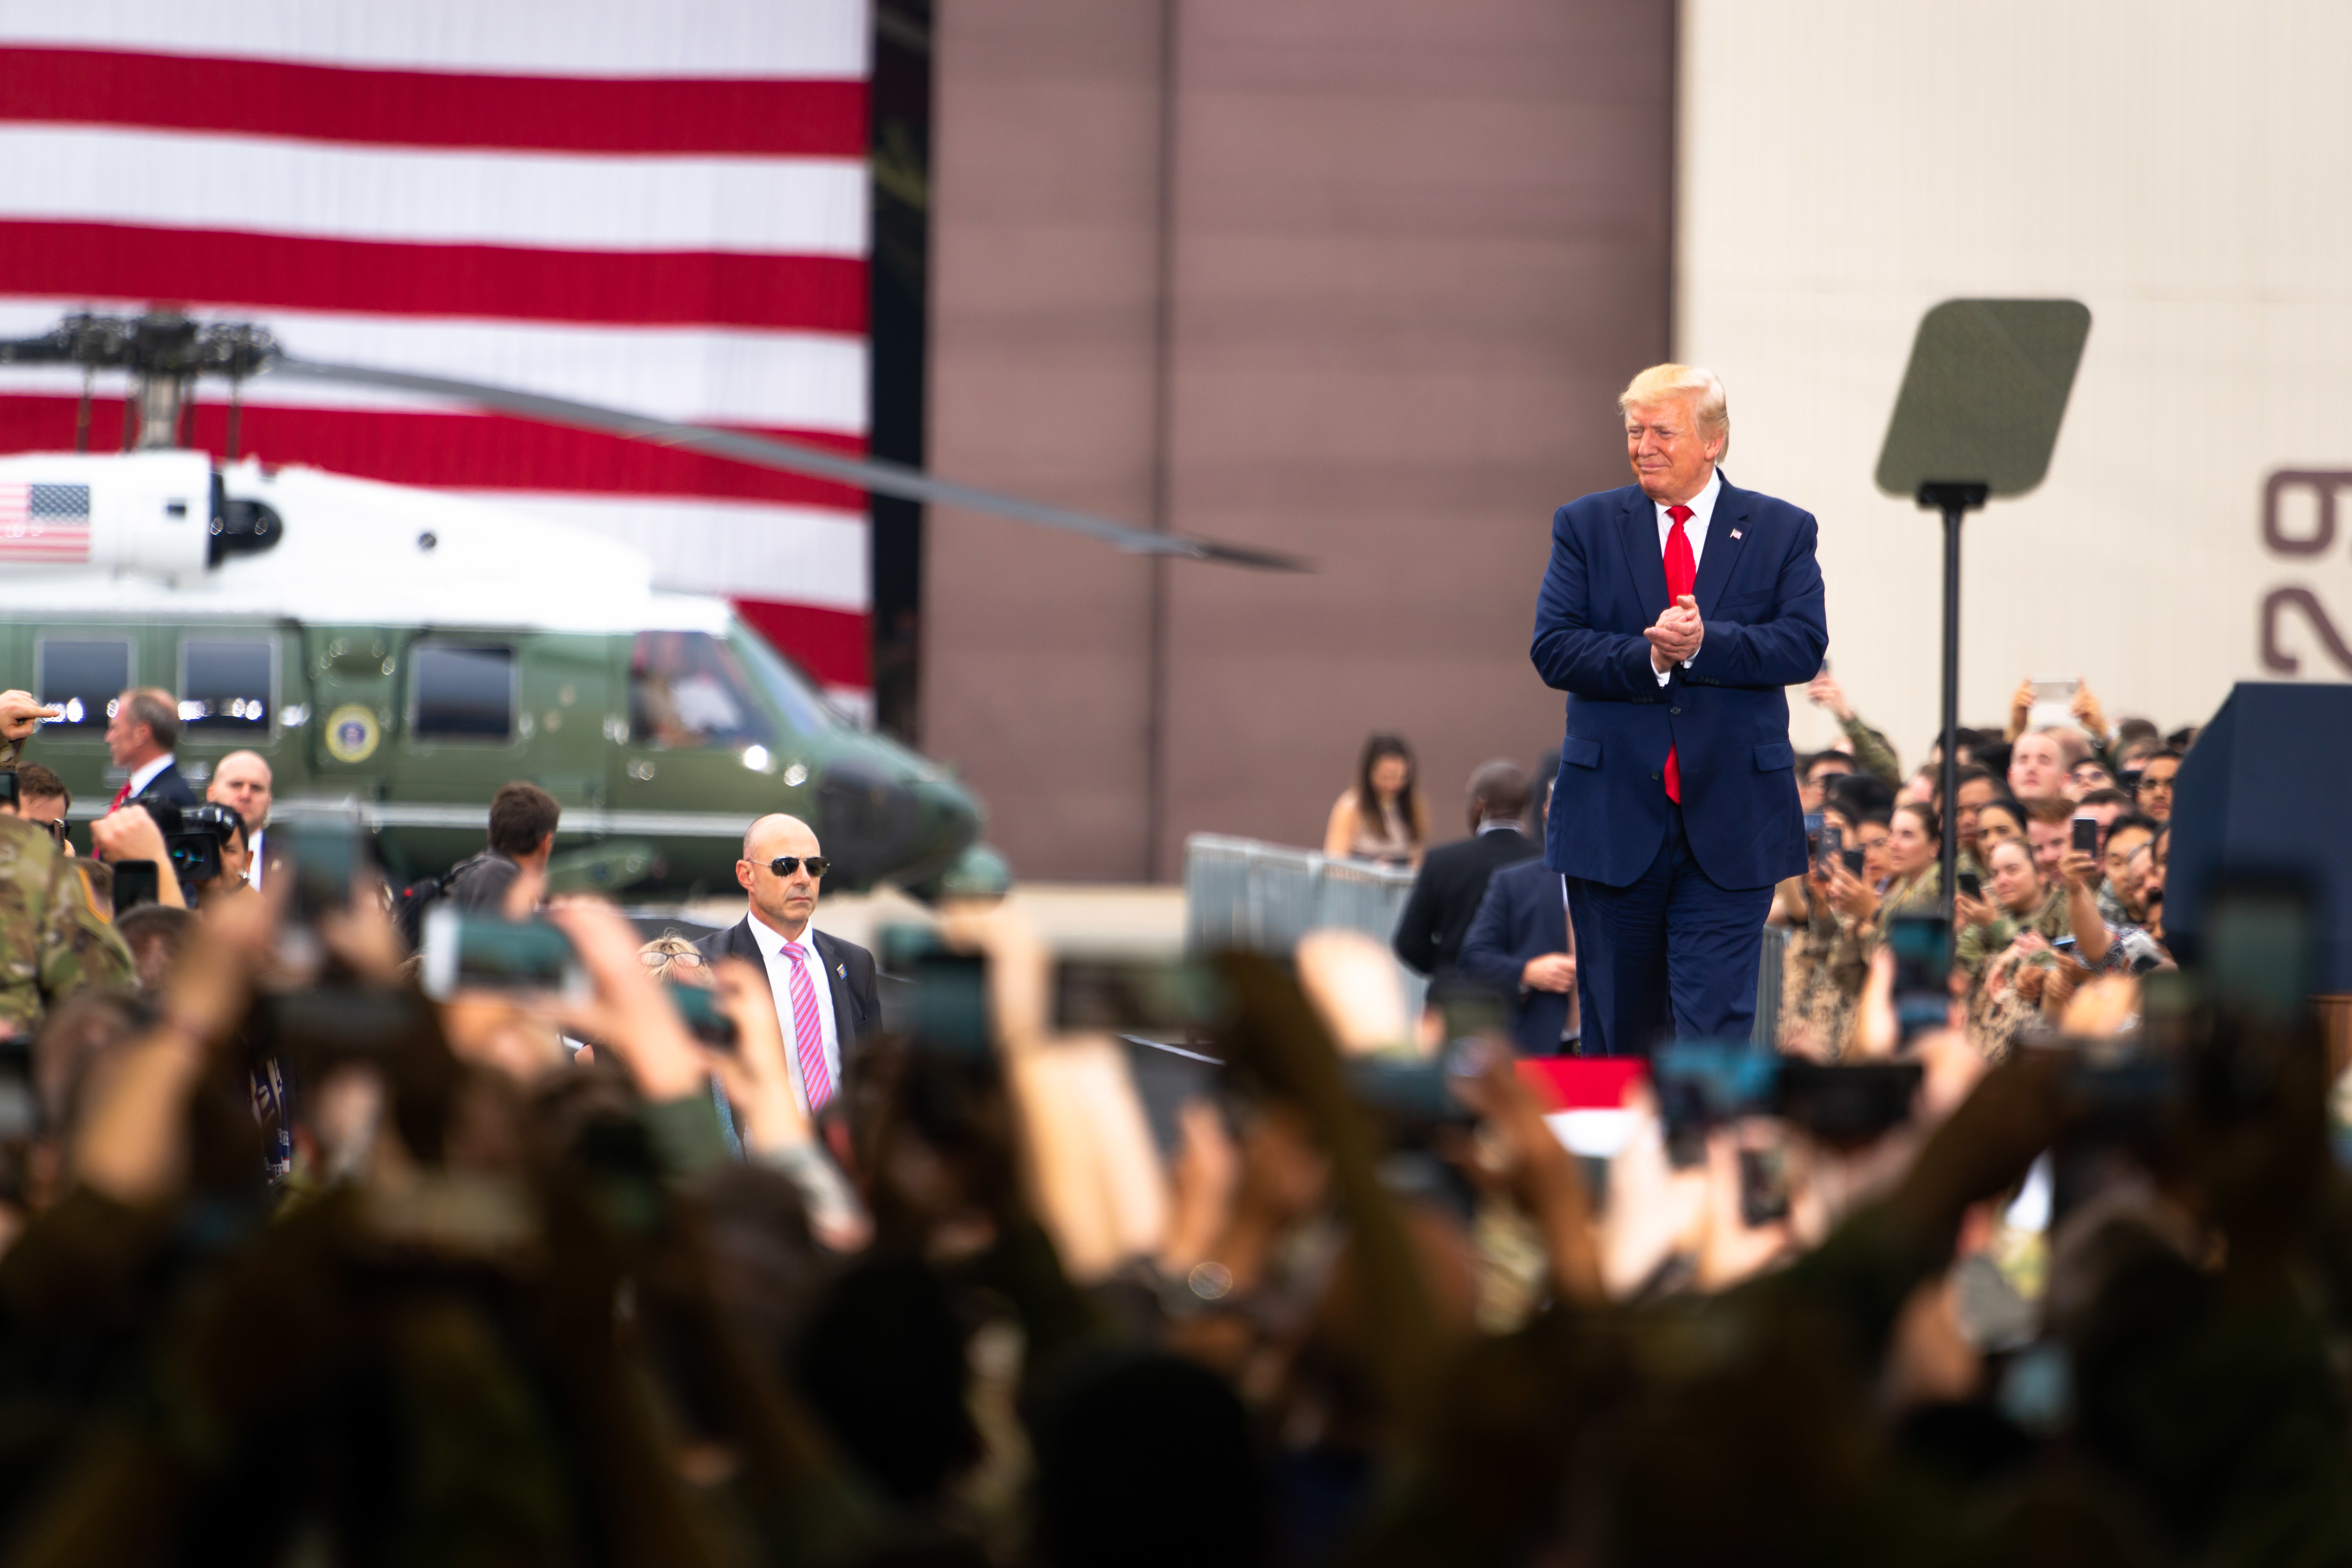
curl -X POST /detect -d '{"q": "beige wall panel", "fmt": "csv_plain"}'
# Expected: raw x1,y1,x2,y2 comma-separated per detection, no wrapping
926,1,1165,878
1160,0,1676,868
1681,0,2352,768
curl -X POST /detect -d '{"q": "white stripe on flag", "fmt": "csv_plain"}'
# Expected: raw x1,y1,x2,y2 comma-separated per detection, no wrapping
0,0,871,79
0,301,867,434
0,127,868,258
452,493,869,612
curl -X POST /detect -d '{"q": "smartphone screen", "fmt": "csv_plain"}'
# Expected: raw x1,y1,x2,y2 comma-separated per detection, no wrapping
112,858,160,913
2071,815,2100,855
1957,870,1983,900
668,984,740,1048
1887,913,1951,1042
286,815,361,917
1738,1143,1792,1227
2206,878,2315,1022
1053,955,1222,1040
878,924,991,1056
420,908,585,1001
1435,989,1509,1044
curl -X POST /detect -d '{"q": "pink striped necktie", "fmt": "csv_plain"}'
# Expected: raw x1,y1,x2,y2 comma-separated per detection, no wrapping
782,942,834,1112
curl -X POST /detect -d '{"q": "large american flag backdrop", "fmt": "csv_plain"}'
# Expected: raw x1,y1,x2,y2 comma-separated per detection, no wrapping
0,1,875,708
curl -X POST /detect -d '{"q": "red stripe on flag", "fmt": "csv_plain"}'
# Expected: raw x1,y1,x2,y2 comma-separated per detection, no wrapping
0,223,866,332
0,397,871,512
0,46,868,157
734,598,870,690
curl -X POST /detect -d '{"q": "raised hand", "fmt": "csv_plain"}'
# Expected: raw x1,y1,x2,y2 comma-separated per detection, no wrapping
0,690,59,742
1807,668,1854,721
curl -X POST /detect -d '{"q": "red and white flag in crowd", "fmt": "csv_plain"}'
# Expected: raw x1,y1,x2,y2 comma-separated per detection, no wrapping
0,1,875,711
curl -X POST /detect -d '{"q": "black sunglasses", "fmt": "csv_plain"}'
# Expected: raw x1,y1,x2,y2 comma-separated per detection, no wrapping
760,855,831,880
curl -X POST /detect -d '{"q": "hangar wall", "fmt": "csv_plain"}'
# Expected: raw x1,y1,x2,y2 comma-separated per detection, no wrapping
1679,0,2352,762
926,0,1677,879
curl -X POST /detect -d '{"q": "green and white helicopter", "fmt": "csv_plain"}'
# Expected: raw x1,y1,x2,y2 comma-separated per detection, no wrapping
0,312,1296,897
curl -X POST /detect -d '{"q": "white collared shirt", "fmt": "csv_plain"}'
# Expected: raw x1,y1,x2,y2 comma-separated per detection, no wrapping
1651,467,1721,686
126,753,175,796
245,826,266,889
748,913,842,1111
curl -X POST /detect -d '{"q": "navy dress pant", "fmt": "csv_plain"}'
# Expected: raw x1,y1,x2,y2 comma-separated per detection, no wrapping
1564,804,1773,1055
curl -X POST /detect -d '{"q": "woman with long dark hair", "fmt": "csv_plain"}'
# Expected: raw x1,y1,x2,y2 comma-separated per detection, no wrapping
1323,733,1427,867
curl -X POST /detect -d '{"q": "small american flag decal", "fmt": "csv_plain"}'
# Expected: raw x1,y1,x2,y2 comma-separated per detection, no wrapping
0,483,92,564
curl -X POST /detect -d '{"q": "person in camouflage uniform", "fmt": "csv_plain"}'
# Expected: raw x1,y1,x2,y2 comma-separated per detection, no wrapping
0,690,134,1036
1953,837,2070,982
0,812,135,1037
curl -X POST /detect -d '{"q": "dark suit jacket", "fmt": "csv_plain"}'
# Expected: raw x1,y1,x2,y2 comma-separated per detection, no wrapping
1530,474,1827,890
694,915,880,1061
1457,858,1579,1057
1392,827,1538,978
130,760,198,808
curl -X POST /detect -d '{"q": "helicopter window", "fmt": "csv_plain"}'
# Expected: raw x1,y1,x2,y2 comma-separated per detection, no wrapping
729,625,837,736
179,640,273,732
630,632,773,750
412,644,515,741
35,638,131,734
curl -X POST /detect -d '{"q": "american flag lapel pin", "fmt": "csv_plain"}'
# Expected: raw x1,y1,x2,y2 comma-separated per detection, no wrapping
1730,528,1743,539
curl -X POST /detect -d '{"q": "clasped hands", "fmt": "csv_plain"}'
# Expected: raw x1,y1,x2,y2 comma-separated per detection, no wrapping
1646,594,1702,674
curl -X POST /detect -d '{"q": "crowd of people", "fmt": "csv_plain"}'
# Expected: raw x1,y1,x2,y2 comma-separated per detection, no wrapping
1378,671,2191,1066
0,667,2345,1568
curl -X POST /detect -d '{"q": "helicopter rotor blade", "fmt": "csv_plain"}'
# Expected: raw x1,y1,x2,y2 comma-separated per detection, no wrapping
264,356,1308,571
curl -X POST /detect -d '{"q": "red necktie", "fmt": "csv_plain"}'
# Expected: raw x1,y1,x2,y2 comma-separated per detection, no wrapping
107,781,131,811
1662,505,1696,804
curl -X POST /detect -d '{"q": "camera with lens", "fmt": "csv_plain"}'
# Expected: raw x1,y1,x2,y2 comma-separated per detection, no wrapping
133,793,244,886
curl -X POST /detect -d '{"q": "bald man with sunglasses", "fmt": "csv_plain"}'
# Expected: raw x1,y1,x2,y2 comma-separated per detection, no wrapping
693,813,879,1115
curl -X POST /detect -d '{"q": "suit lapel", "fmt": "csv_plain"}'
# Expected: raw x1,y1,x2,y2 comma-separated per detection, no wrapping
730,918,772,996
811,930,858,1043
1617,488,1671,618
1693,473,1752,614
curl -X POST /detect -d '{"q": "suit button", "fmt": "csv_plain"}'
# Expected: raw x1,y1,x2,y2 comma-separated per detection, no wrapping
1651,771,1662,781
1670,706,1682,715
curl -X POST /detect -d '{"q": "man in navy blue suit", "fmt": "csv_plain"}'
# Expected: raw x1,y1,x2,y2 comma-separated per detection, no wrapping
1457,783,1579,1056
1531,364,1828,1054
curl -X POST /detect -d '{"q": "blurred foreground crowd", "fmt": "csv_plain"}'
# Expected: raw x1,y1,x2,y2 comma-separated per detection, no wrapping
2,681,2350,1568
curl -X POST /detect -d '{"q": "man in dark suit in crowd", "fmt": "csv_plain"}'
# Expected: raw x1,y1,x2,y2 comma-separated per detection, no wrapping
1457,783,1578,1056
1392,760,1537,983
694,812,879,1115
1531,364,1826,1053
104,686,197,809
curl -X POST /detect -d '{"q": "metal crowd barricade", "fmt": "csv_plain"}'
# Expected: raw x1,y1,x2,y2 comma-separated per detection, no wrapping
1183,835,1428,1014
1186,832,1790,1049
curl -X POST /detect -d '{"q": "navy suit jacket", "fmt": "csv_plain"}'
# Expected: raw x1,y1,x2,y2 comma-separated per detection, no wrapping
1530,475,1827,890
1457,858,1577,1057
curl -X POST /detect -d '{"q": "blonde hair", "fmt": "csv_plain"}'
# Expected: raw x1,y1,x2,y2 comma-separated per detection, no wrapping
638,931,707,983
1618,363,1729,450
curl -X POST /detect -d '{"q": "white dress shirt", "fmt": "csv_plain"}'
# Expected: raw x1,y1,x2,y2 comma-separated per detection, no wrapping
749,913,843,1112
126,753,176,795
1650,466,1721,685
245,826,266,889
